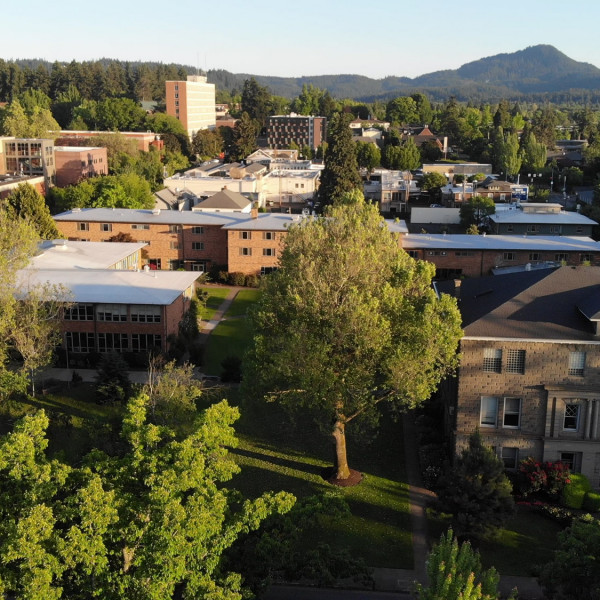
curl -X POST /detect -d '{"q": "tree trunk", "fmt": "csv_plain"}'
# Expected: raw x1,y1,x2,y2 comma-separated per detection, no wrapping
332,419,351,480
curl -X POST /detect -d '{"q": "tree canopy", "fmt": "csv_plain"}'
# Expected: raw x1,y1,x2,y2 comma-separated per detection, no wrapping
244,193,462,480
3,183,59,239
0,395,294,599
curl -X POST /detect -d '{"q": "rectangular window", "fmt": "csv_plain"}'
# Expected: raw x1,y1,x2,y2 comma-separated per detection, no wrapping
576,226,583,233
506,349,526,374
501,447,519,469
526,225,539,233
263,231,275,240
169,259,182,270
480,397,498,427
555,253,567,261
407,250,418,258
581,254,592,263
131,334,162,352
169,225,181,233
261,266,276,275
564,403,580,431
240,231,252,240
98,333,129,352
507,225,514,232
130,305,161,323
100,223,112,232
192,242,204,250
483,348,502,373
132,224,150,230
454,251,474,257
503,397,521,428
560,451,582,472
192,226,204,234
66,332,95,353
64,303,94,321
77,222,89,231
568,351,586,376
96,304,127,322
529,252,541,261
169,242,181,250
503,252,516,261
240,247,252,256
263,248,276,256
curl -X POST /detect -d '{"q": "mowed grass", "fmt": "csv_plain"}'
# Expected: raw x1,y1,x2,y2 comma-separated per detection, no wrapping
199,286,232,321
224,289,261,317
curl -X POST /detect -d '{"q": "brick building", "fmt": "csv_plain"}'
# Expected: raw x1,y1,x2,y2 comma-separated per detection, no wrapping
165,75,216,138
444,267,600,488
267,114,326,151
0,137,55,189
56,131,164,152
54,146,108,187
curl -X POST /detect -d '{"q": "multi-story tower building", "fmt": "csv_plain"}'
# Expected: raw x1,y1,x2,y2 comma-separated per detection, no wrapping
0,137,55,190
267,114,327,151
165,75,216,138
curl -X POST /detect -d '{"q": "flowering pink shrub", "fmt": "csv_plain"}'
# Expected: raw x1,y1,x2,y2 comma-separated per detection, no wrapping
518,457,571,497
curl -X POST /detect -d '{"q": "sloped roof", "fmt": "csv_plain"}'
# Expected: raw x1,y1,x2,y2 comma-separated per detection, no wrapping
198,188,252,210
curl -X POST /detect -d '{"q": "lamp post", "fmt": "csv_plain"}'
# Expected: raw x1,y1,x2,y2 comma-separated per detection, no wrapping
528,173,542,199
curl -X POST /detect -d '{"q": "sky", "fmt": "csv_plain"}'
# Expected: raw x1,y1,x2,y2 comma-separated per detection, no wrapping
4,0,600,80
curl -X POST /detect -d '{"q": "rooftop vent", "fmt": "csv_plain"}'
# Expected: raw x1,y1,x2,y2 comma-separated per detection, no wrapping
152,208,160,215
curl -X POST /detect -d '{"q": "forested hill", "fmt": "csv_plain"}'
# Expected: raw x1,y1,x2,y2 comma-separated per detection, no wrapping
7,45,600,104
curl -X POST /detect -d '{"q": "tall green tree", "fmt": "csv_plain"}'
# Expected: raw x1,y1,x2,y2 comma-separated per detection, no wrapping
415,529,506,600
459,195,496,227
355,141,381,175
244,194,462,481
192,128,224,160
230,112,258,161
3,183,59,239
519,128,547,173
0,396,295,599
318,112,362,207
241,78,271,131
386,96,418,125
434,430,515,540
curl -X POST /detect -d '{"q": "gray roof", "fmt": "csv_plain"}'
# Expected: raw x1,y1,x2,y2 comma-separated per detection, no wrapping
198,189,251,210
401,234,600,252
489,209,596,225
440,266,600,342
31,240,146,270
17,268,199,305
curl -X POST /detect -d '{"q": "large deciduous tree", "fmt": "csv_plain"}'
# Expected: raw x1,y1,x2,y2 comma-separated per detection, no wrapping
244,194,462,481
318,112,362,207
0,396,294,599
3,183,59,239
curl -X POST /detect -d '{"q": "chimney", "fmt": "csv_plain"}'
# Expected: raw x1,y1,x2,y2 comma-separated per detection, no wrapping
222,185,227,191
251,205,258,219
453,279,462,302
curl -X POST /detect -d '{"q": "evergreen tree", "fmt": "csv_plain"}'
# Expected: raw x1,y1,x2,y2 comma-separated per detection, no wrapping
318,112,362,207
230,111,258,161
434,430,515,540
3,183,59,239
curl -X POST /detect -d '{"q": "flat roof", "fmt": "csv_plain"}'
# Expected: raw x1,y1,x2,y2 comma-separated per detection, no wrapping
31,240,146,270
489,210,596,225
17,268,199,305
401,234,600,252
54,146,104,152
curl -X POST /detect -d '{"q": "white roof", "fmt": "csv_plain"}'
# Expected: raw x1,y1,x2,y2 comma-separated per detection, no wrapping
31,240,146,270
54,146,103,153
489,209,596,225
401,234,600,252
17,269,199,305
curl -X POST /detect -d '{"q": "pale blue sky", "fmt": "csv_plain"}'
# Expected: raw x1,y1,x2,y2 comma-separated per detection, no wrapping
4,0,600,79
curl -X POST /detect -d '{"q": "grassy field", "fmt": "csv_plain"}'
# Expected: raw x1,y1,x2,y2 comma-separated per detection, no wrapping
225,289,261,317
199,286,232,321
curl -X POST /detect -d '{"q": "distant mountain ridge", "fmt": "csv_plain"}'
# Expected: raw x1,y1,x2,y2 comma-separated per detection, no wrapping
208,45,600,102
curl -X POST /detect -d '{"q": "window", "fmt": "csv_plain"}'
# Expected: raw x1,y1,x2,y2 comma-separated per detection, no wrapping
503,397,521,428
507,225,514,232
576,226,583,233
192,242,204,250
555,253,567,262
506,349,526,374
169,259,183,270
560,451,582,472
261,266,277,275
100,223,112,232
169,242,181,250
148,258,161,270
64,303,94,321
168,225,181,233
191,262,206,272
192,226,204,235
263,231,275,240
563,403,580,431
501,447,519,469
568,351,586,376
240,248,252,256
66,332,95,353
240,231,252,240
581,254,592,264
529,252,541,261
132,224,150,230
407,250,418,258
131,305,161,323
503,252,516,261
98,333,129,352
77,222,89,231
131,334,162,352
455,251,474,257
96,304,127,322
480,397,498,427
263,248,276,256
483,348,502,373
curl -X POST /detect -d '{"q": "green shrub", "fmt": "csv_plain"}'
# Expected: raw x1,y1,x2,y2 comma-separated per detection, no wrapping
561,473,592,509
583,491,600,512
245,274,260,288
228,272,246,286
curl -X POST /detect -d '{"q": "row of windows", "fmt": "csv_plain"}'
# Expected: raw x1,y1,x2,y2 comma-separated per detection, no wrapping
493,447,581,472
64,303,161,323
239,248,276,256
422,250,593,263
480,396,582,432
66,332,161,353
483,349,586,376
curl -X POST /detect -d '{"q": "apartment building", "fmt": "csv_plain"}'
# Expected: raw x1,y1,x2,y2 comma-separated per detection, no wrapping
0,137,55,190
56,131,163,152
446,266,600,488
267,114,326,151
54,146,108,187
165,75,216,138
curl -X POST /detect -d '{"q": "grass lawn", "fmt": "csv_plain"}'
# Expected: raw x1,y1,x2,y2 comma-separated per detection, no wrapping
199,286,232,321
202,317,252,376
224,289,261,317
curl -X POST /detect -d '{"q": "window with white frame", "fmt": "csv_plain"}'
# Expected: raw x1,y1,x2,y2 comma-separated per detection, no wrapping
131,334,161,352
64,303,94,321
263,231,275,240
563,403,580,431
568,351,586,376
192,226,204,234
529,252,541,261
503,252,516,261
240,247,252,256
132,224,150,230
100,223,112,232
483,348,502,373
506,349,526,374
130,304,161,323
66,332,95,353
503,397,521,428
501,447,519,469
261,266,276,275
240,231,251,240
480,396,498,427
169,225,181,233
192,242,204,250
263,248,276,256
555,253,567,261
96,304,127,322
77,222,89,231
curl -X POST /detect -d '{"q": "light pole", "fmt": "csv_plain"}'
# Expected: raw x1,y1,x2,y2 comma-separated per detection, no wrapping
527,173,542,200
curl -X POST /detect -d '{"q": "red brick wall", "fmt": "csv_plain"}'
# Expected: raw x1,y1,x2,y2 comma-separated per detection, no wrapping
227,228,286,274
